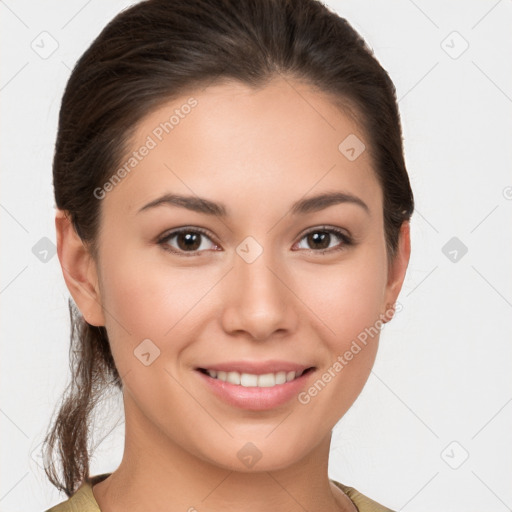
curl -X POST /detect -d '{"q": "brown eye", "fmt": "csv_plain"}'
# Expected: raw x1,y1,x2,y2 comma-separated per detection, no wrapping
158,228,218,256
295,227,352,254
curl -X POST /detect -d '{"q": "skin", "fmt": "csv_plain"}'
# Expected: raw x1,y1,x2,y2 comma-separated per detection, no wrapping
55,76,410,512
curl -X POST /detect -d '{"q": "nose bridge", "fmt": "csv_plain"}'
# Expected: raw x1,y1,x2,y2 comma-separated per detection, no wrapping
235,235,283,309
221,234,295,339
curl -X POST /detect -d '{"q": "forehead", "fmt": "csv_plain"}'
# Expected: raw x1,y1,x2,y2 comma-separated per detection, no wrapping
101,77,382,220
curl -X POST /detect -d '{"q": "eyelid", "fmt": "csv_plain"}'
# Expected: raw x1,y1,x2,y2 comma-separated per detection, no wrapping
297,224,351,240
157,225,215,242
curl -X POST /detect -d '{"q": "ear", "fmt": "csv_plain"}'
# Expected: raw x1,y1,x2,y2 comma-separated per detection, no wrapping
381,221,411,323
55,209,105,327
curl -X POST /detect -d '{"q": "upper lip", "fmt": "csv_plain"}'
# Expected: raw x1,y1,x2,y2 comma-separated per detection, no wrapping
196,360,314,375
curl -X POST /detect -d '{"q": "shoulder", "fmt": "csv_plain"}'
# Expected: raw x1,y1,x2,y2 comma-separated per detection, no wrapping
331,479,396,512
45,474,393,512
44,474,110,512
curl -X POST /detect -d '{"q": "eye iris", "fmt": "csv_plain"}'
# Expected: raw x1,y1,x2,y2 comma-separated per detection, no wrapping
177,232,201,251
308,231,330,250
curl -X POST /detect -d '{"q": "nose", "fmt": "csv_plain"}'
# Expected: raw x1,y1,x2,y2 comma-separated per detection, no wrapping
220,243,298,341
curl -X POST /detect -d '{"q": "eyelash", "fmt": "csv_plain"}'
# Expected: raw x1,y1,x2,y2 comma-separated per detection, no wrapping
157,226,353,257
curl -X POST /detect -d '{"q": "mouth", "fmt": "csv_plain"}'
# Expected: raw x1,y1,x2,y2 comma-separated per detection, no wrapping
194,360,317,410
196,367,315,388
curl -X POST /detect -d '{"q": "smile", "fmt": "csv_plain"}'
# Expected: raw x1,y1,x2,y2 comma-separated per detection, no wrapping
195,361,316,410
198,368,313,388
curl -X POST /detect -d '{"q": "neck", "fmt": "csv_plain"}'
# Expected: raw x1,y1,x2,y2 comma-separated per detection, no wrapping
92,392,355,512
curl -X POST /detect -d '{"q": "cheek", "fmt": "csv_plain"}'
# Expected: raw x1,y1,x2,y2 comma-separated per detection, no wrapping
300,252,387,346
292,259,386,420
97,249,207,369
98,246,241,388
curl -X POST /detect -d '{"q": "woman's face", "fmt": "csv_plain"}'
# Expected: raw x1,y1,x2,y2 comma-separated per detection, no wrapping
65,77,409,471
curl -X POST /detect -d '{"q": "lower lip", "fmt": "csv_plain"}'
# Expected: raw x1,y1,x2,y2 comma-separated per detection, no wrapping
196,369,314,411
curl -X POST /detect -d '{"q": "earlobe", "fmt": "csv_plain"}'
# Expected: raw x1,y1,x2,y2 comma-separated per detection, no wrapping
55,209,105,327
382,221,411,323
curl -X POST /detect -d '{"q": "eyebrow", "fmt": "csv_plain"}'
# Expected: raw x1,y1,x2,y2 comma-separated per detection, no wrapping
137,191,370,217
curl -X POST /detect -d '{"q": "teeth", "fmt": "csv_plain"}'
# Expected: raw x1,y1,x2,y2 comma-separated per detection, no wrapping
226,371,240,385
240,373,258,387
275,371,287,385
257,373,275,387
205,369,306,387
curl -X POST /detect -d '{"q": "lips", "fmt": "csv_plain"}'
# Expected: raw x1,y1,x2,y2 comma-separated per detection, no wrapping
195,361,316,410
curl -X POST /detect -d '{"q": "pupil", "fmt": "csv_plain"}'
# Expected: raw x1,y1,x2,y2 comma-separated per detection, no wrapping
309,231,329,249
178,232,201,251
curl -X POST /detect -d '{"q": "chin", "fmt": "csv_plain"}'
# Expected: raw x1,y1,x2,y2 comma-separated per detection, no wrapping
193,435,315,473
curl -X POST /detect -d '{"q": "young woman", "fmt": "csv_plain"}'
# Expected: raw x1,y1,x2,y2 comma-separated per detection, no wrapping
43,0,414,510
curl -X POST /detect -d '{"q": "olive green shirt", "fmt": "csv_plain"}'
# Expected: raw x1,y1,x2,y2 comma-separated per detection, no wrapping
45,473,395,511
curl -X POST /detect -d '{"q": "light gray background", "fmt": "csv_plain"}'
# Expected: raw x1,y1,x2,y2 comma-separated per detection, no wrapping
1,1,511,511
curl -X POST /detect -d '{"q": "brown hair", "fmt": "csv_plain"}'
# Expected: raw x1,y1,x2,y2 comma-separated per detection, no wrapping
43,0,414,497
